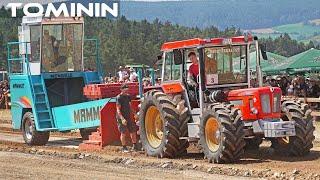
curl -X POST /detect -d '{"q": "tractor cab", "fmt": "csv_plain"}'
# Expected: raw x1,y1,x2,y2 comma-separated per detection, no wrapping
8,16,107,143
158,36,270,112
8,16,102,109
158,35,292,135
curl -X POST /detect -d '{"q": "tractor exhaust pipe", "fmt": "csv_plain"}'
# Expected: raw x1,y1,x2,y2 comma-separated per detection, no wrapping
254,36,263,87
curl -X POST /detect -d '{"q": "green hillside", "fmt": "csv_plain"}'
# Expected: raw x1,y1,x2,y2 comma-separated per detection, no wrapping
252,20,320,44
121,0,320,29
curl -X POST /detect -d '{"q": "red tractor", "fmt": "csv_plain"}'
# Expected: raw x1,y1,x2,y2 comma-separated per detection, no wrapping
137,35,315,163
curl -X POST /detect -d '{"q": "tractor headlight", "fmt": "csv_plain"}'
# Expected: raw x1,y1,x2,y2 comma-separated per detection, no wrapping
251,107,258,114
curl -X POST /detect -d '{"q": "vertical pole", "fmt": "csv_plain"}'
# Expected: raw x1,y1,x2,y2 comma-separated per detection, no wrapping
96,39,103,82
246,44,251,88
7,44,10,74
150,68,155,86
197,47,205,119
255,40,263,87
138,68,143,98
25,42,28,74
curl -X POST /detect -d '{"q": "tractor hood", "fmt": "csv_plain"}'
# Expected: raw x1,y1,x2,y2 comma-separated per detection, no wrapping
227,86,282,121
228,86,282,97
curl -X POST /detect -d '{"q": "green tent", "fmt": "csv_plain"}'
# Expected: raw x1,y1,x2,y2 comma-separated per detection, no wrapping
233,52,287,73
264,48,320,75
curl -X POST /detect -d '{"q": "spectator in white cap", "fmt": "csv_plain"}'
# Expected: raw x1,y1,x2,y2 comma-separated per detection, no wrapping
129,68,138,82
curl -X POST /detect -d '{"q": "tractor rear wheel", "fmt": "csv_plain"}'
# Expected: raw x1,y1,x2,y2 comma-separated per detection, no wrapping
271,100,315,156
138,90,190,158
199,103,246,163
22,112,50,146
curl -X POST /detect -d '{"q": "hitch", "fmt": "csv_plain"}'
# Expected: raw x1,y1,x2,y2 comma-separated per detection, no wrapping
79,83,140,151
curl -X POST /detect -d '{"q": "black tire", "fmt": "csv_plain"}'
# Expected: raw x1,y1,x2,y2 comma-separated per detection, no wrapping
199,103,246,163
170,93,190,156
271,100,315,156
22,112,50,146
138,90,190,158
245,137,263,150
80,128,96,140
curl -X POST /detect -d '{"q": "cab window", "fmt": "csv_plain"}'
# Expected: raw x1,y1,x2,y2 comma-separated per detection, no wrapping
41,24,83,72
163,52,181,81
30,25,41,62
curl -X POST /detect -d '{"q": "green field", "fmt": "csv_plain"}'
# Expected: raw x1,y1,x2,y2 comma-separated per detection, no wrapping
252,19,320,44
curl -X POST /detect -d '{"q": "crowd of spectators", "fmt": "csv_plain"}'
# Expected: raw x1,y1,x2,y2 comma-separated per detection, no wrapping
104,66,138,83
104,66,161,87
0,80,9,108
251,75,320,98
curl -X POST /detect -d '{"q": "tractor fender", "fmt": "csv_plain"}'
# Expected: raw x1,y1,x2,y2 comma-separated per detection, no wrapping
161,82,184,94
10,101,32,130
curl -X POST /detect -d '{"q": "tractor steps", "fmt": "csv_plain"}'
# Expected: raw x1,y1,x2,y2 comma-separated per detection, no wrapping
83,140,101,145
79,130,103,151
30,75,55,130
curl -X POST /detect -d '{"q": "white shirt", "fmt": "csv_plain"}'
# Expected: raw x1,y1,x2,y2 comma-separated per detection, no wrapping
118,71,124,82
130,72,138,82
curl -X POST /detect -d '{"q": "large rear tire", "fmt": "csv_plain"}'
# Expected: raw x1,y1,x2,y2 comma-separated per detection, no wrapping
22,112,50,146
199,103,246,163
138,90,189,158
271,100,315,156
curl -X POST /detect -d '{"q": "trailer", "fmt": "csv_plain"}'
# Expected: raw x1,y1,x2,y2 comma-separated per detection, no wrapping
8,16,129,144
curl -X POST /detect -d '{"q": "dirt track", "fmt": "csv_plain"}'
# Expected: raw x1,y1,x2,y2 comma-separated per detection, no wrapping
1,110,320,179
0,151,247,180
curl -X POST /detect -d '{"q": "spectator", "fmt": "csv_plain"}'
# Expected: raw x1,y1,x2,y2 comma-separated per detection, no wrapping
307,78,320,97
143,78,151,87
129,68,138,82
116,84,139,152
264,76,271,86
287,83,294,96
279,76,290,95
118,66,129,82
269,77,278,87
295,76,307,97
0,80,9,109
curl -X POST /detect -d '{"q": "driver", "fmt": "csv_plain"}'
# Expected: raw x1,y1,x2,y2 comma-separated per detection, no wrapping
188,52,199,86
42,30,59,71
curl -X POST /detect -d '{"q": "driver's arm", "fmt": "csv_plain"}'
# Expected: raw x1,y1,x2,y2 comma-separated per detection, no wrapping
187,70,197,86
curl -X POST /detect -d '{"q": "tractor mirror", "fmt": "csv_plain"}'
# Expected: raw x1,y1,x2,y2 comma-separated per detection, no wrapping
173,49,183,65
260,44,268,60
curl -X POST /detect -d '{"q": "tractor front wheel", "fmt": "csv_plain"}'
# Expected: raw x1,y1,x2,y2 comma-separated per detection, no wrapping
199,103,246,163
138,90,189,158
22,112,50,146
271,100,315,156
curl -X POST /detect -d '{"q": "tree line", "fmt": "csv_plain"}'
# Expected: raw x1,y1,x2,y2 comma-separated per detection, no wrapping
0,7,318,73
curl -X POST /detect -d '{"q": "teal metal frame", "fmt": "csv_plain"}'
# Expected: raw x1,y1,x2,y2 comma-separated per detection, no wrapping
8,39,110,132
